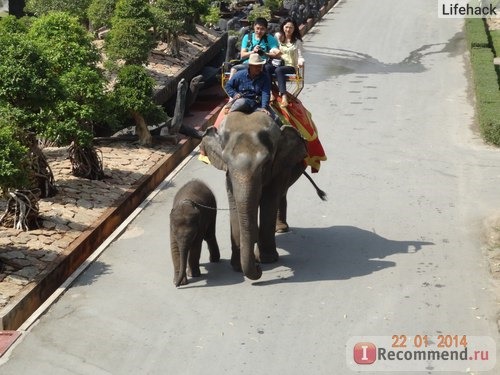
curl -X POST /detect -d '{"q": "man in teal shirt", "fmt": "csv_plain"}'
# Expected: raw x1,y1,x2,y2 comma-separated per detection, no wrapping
229,17,279,79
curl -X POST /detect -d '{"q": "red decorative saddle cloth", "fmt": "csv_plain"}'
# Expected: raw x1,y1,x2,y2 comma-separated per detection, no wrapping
270,89,327,173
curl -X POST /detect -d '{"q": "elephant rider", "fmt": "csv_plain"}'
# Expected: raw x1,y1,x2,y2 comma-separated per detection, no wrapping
224,53,274,118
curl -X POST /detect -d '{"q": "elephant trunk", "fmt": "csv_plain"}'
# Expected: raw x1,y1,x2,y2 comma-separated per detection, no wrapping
234,177,262,281
175,240,189,287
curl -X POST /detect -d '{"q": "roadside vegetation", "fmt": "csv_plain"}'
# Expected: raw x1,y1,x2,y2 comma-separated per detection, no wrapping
465,18,500,145
0,0,220,230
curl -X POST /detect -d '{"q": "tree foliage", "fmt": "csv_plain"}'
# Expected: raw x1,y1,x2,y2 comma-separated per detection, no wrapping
106,17,154,65
106,0,154,65
87,0,117,30
0,15,30,34
113,65,167,145
0,33,57,130
28,12,99,74
113,65,163,117
24,0,92,22
0,120,30,193
151,0,194,38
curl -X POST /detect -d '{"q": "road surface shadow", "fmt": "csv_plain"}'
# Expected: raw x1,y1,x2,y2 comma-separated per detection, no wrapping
254,225,434,285
304,32,464,83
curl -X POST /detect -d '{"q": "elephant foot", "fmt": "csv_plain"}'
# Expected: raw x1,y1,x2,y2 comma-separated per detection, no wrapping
231,256,242,272
209,252,220,263
188,267,201,277
275,221,289,233
256,250,279,263
174,276,188,287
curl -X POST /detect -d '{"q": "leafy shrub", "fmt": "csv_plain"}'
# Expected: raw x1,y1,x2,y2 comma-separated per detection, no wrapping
24,0,92,22
465,18,489,48
0,120,29,193
490,29,500,57
28,12,99,73
113,65,166,121
469,47,500,145
106,18,154,64
248,5,272,22
87,0,117,30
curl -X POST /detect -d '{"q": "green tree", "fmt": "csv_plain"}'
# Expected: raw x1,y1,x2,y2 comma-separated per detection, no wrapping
24,0,92,23
105,0,154,64
248,5,271,22
0,15,30,34
0,33,57,129
27,13,107,179
87,0,117,30
106,18,154,64
150,0,193,56
0,121,29,195
28,12,99,74
112,65,167,146
0,119,40,231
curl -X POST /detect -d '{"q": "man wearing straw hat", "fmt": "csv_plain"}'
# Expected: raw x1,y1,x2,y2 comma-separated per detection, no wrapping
224,53,272,117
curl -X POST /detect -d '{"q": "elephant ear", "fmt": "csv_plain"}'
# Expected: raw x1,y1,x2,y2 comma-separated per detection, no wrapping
201,126,227,171
273,125,307,174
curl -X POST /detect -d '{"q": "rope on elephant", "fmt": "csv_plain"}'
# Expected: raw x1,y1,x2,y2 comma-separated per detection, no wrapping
179,199,233,211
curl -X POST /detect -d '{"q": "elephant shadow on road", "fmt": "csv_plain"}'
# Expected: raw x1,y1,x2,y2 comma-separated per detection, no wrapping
257,225,434,284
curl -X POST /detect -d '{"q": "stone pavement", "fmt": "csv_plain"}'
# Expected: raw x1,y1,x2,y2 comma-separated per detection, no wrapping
0,85,227,331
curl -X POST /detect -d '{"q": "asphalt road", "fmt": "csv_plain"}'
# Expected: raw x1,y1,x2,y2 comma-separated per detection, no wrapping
1,1,500,374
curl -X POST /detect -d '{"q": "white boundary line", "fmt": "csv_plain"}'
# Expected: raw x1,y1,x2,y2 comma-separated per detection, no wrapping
0,149,198,362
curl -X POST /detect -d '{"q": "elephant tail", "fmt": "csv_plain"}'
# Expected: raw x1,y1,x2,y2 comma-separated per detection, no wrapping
302,171,327,201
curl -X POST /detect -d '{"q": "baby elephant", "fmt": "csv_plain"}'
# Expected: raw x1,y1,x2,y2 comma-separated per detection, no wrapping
170,179,220,287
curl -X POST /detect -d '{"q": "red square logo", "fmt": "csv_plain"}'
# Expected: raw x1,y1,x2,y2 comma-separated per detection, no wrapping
353,342,377,364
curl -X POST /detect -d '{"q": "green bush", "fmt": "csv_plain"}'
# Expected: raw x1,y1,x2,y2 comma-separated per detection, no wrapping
106,17,154,64
28,12,99,74
490,29,500,57
465,18,489,48
469,47,500,145
87,0,117,30
24,0,92,23
248,5,271,22
0,120,29,193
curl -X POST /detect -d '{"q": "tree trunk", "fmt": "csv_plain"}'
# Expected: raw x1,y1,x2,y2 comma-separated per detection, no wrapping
28,134,57,198
68,142,105,180
0,189,39,231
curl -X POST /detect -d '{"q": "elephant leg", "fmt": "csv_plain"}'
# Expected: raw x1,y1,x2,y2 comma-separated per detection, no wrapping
256,188,280,263
276,163,305,233
227,178,242,272
276,195,289,233
205,215,220,263
188,239,203,278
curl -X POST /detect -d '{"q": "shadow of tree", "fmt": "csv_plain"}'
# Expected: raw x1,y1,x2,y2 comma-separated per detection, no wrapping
0,245,61,293
69,260,113,287
253,225,434,285
304,32,464,84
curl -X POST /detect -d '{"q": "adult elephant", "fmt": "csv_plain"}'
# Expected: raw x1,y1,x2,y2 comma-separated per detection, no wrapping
202,111,318,281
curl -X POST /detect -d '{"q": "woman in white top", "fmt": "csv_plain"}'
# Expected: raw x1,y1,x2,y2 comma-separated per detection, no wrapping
270,18,305,107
